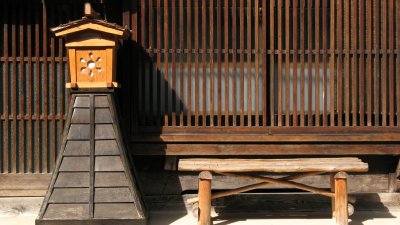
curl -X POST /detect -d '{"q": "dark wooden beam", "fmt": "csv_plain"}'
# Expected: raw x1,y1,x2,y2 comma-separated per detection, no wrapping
131,143,400,156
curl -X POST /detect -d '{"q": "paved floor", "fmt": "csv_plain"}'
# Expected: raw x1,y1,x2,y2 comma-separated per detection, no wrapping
2,211,400,225
150,211,400,225
1,197,400,225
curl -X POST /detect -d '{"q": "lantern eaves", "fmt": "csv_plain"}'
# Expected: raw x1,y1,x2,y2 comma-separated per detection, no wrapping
51,17,130,39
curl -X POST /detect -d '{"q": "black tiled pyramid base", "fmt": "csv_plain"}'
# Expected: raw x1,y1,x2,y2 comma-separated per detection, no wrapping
36,94,147,225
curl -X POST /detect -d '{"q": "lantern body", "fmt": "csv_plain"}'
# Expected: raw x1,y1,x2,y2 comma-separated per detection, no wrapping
51,19,129,89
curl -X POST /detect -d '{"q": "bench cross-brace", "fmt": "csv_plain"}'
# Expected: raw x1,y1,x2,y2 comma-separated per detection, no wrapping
192,171,352,225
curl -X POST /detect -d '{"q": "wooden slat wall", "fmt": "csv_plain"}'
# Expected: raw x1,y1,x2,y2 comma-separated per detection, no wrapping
132,0,400,130
0,0,83,173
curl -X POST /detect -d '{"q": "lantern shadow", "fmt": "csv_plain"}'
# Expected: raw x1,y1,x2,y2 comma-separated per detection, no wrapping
116,38,189,224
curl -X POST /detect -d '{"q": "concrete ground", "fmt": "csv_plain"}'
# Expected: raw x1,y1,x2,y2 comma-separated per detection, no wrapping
1,197,400,225
2,211,400,225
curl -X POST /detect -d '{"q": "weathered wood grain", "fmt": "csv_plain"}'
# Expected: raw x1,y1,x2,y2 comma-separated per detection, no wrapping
334,172,349,225
198,171,212,225
178,158,368,173
94,188,134,203
95,172,129,187
49,188,89,203
59,157,90,172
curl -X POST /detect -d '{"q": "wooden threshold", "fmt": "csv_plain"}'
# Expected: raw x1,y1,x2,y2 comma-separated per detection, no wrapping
131,134,400,142
0,174,51,196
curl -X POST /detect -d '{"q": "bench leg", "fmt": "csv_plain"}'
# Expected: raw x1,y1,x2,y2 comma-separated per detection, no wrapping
198,171,213,225
334,172,349,225
330,173,336,219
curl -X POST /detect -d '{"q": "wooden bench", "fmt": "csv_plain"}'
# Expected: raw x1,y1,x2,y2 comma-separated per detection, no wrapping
178,157,368,225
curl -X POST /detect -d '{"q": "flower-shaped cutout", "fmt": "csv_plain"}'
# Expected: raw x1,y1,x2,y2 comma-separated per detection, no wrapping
79,52,103,77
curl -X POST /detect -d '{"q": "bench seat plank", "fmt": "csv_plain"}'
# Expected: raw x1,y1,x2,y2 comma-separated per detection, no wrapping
178,158,368,173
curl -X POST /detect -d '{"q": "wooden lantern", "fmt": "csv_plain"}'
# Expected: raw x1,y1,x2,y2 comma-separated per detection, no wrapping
51,17,130,89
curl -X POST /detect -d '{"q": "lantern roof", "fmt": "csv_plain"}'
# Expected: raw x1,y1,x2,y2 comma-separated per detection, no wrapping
51,17,130,39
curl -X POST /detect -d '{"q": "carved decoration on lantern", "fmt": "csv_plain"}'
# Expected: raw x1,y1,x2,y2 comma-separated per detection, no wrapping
80,52,103,77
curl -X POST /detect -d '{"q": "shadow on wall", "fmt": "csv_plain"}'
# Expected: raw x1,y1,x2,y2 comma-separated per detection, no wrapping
115,33,188,225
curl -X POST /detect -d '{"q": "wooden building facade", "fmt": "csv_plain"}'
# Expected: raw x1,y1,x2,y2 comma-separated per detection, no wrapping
1,0,400,194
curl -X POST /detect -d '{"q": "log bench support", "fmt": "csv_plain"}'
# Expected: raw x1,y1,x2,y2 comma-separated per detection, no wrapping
198,171,213,225
178,158,368,225
334,172,349,225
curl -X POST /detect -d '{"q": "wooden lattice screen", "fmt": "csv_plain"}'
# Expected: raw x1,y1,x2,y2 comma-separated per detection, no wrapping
130,0,400,130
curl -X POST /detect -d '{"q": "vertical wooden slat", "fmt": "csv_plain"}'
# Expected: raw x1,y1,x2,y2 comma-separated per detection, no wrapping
27,0,33,173
19,2,25,172
11,1,17,173
330,0,335,126
307,0,313,126
351,0,358,126
34,1,40,173
0,1,2,172
247,0,252,126
397,0,400,126
254,0,259,126
157,0,162,126
194,0,199,126
147,1,153,123
395,2,400,126
201,0,206,126
366,0,372,126
171,0,176,126
3,1,10,173
164,0,169,126
388,0,395,126
232,0,237,126
210,0,215,126
123,0,131,133
131,1,138,134
293,0,298,126
187,0,192,126
179,0,184,126
300,0,305,126
381,0,387,126
373,0,380,125
322,0,328,126
240,0,244,126
277,0,282,126
262,0,267,126
359,0,365,126
224,0,229,126
131,0,138,41
337,0,343,126
270,0,276,126
217,0,222,126
139,0,146,126
58,3,65,161
42,0,49,173
344,0,350,126
50,3,56,170
285,0,290,126
137,1,143,127
0,1,3,173
66,5,71,111
315,0,320,126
